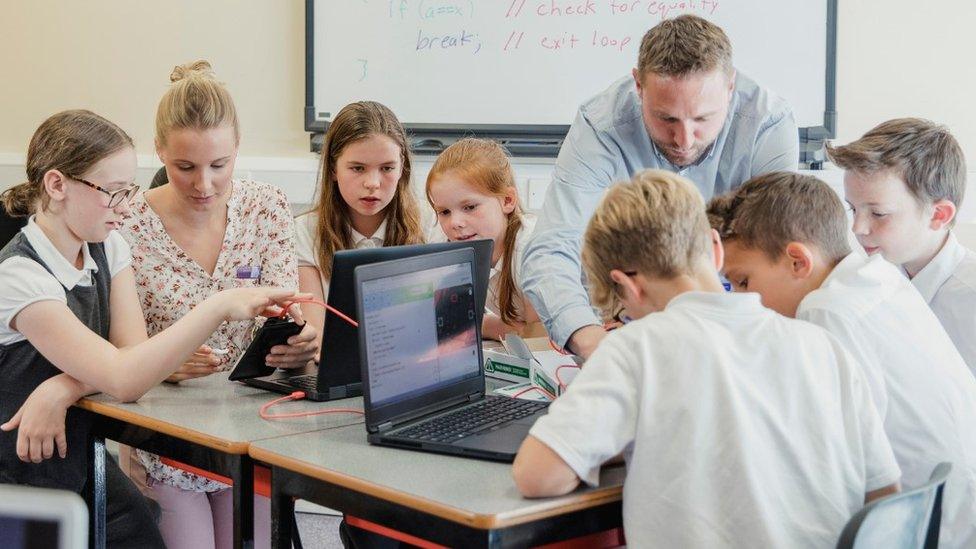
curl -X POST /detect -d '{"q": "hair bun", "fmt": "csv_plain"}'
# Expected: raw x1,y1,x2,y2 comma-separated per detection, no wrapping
170,60,215,83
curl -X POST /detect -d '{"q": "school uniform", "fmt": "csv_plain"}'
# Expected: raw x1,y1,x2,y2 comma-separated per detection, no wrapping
797,252,976,548
295,211,386,301
910,232,976,375
0,218,164,547
530,291,900,548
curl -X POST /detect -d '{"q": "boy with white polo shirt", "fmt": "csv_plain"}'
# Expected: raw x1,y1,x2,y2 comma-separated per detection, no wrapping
512,170,901,548
708,171,976,548
828,118,976,374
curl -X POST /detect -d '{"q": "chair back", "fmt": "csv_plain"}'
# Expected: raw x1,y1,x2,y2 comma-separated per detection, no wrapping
836,462,952,549
0,201,28,249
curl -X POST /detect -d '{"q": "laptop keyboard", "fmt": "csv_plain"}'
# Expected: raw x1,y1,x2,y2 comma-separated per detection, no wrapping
394,396,548,443
280,375,318,393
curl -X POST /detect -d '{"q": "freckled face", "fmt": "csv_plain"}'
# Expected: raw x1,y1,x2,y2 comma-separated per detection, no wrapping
428,174,515,264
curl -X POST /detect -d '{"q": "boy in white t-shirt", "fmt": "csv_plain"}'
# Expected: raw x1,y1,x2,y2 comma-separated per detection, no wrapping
512,170,901,548
708,171,976,548
828,118,976,374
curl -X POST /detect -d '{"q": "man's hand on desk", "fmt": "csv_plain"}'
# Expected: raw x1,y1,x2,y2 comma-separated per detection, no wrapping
566,325,607,360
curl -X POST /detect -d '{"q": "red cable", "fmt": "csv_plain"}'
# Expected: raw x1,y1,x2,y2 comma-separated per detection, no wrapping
273,297,358,328
259,391,365,420
554,364,581,391
548,338,571,355
511,385,556,400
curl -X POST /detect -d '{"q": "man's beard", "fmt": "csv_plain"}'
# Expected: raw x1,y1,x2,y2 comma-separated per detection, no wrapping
653,138,714,168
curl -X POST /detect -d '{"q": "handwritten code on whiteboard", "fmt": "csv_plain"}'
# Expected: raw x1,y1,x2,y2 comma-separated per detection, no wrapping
311,0,829,130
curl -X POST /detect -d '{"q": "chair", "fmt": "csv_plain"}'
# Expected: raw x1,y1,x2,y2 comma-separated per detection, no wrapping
149,166,168,189
0,201,28,249
836,462,952,549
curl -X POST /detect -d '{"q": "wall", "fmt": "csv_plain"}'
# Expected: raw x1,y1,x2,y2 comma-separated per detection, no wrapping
0,1,308,159
2,0,976,221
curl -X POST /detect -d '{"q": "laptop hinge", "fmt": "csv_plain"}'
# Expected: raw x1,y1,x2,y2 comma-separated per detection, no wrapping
468,391,481,402
377,421,394,433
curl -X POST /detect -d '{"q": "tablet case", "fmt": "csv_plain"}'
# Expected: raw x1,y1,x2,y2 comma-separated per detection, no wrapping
228,318,303,381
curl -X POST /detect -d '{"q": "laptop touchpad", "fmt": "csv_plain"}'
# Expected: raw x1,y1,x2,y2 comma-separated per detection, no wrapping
455,426,527,453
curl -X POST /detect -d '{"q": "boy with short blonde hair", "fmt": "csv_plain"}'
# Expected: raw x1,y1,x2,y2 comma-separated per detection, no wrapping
827,118,976,372
708,171,976,548
514,169,900,548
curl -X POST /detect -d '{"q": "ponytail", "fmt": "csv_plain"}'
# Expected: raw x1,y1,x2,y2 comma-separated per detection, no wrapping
0,182,41,217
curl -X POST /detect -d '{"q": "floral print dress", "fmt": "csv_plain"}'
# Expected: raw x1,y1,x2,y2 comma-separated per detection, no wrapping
120,179,298,492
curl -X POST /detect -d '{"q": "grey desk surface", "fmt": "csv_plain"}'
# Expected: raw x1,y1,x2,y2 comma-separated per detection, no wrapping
77,372,365,453
249,424,625,529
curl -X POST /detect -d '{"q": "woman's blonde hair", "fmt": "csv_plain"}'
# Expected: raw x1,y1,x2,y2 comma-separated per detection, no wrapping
426,138,525,325
155,60,239,147
312,101,423,280
1,110,133,217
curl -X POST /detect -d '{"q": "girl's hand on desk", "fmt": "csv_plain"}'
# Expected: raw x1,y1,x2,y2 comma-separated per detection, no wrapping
266,321,319,369
1,376,78,463
165,345,221,383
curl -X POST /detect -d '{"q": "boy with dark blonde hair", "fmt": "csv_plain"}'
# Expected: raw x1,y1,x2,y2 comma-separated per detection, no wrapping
828,118,976,372
513,170,900,548
708,171,976,548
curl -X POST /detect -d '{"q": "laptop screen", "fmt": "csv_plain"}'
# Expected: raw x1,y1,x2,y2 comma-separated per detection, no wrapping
0,517,59,548
0,485,87,549
361,260,481,407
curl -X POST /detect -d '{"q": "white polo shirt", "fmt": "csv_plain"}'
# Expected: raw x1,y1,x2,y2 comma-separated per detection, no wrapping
294,211,387,303
910,232,976,376
530,291,900,548
0,217,131,345
797,252,976,548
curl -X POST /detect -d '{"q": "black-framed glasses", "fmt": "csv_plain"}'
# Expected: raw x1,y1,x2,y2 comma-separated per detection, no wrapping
68,175,139,208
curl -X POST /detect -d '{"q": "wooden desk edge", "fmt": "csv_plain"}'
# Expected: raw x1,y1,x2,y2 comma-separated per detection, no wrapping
249,446,622,530
75,399,249,454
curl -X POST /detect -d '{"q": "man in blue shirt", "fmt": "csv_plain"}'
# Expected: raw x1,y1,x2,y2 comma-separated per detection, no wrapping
522,15,798,358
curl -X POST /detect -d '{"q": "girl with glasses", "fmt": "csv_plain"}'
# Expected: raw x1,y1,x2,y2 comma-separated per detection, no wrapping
0,110,301,547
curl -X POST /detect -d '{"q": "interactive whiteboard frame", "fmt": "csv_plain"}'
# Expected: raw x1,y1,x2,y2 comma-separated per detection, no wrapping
305,0,838,157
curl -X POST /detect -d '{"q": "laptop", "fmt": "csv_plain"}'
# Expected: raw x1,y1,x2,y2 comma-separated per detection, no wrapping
0,485,87,549
355,248,548,462
238,239,493,402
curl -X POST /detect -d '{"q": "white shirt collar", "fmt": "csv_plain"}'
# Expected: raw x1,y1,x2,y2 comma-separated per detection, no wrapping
665,290,765,316
21,216,98,289
350,219,387,249
911,232,967,303
820,252,900,289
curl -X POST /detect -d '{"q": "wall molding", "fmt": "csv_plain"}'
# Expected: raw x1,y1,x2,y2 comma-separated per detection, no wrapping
2,154,974,222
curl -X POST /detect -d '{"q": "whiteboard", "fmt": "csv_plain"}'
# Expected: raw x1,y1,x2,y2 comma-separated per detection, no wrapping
308,0,833,136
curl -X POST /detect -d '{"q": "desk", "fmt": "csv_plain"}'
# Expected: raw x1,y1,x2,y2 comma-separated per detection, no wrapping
251,424,625,548
76,371,364,549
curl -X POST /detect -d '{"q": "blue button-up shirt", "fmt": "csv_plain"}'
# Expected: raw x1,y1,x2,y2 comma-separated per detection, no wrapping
522,71,799,346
